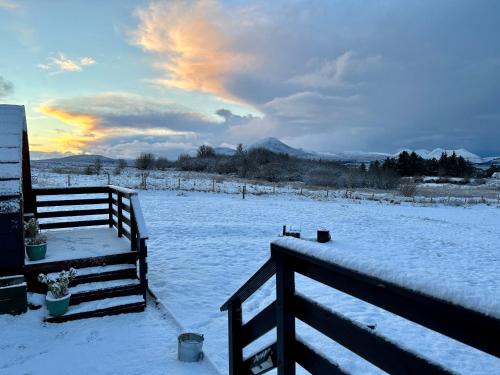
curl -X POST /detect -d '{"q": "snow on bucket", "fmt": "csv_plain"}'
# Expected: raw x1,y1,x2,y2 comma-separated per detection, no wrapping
178,333,204,362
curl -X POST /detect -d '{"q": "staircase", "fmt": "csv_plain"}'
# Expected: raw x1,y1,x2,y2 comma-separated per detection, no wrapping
44,263,146,323
26,185,150,323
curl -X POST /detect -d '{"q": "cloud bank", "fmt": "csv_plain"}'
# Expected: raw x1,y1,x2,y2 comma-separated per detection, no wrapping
41,0,500,157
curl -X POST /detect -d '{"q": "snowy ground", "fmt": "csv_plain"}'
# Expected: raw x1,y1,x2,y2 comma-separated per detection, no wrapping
2,171,499,374
138,190,500,374
32,167,500,205
0,295,217,375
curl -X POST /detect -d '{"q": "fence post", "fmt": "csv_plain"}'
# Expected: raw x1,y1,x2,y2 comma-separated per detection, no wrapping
228,301,243,375
117,192,123,237
276,253,296,374
67,174,71,187
242,184,246,199
213,179,215,192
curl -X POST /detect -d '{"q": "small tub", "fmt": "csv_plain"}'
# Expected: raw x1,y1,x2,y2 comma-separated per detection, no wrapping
178,333,204,362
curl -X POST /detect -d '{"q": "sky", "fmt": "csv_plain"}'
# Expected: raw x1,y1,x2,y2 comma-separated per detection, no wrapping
1,0,499,159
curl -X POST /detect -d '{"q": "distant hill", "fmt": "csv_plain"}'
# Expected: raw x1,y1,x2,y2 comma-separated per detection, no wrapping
33,154,116,165
247,137,315,158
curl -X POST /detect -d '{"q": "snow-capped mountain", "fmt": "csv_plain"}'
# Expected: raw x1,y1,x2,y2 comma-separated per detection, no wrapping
239,137,498,164
247,137,314,158
32,154,116,165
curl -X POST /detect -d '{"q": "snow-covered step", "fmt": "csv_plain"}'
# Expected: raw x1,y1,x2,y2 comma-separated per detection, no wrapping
70,278,140,294
70,277,142,306
46,263,138,287
45,295,145,323
73,264,137,277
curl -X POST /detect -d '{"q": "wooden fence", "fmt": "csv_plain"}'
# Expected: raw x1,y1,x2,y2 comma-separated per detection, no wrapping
221,243,500,374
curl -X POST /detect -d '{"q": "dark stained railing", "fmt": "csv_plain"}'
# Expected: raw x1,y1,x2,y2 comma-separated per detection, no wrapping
33,185,149,299
221,243,500,375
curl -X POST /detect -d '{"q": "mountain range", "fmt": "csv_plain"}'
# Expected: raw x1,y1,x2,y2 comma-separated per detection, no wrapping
32,137,500,166
236,137,500,165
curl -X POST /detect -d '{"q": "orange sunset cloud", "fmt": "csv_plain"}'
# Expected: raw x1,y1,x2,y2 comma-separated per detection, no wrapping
133,0,252,102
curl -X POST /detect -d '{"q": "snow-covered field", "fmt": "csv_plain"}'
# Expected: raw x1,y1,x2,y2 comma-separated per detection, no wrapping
2,171,500,374
139,190,500,374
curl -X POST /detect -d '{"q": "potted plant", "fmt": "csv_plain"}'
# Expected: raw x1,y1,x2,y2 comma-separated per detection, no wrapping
24,218,47,261
38,268,77,316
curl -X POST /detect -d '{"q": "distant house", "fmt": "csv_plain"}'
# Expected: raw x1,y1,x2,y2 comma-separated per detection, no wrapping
492,172,500,179
0,105,35,276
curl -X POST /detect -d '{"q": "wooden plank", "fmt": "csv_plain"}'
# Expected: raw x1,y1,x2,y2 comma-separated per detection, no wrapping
241,301,276,347
108,185,136,197
25,252,139,293
34,186,109,195
39,219,109,230
294,294,451,374
45,301,145,323
273,244,500,358
294,340,347,375
228,301,244,375
72,268,137,286
36,198,109,207
276,254,295,374
122,228,132,241
221,258,276,311
122,215,131,227
37,208,108,218
70,283,141,305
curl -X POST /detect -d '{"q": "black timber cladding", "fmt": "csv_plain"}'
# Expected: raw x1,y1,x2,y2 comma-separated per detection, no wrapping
0,105,29,275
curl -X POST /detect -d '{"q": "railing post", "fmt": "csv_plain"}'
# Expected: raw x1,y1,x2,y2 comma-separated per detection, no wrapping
117,192,123,237
228,301,244,375
276,253,296,374
131,207,137,251
138,238,148,300
108,190,113,228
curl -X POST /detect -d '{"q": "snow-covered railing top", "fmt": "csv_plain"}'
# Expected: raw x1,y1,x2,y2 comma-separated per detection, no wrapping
272,236,500,319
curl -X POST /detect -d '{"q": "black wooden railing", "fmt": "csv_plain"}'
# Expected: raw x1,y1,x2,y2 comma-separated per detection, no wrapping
32,185,149,299
221,243,500,374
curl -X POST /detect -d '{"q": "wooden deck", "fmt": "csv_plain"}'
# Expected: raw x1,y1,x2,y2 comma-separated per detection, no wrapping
25,227,131,265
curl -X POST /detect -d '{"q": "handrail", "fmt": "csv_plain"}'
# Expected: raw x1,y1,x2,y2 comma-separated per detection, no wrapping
221,257,275,311
130,194,148,239
33,184,149,300
221,241,500,375
108,184,137,197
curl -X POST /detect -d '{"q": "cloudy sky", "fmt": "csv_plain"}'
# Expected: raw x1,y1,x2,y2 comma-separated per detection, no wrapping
1,0,499,159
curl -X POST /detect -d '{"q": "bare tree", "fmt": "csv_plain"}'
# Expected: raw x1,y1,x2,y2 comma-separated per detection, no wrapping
197,144,215,158
135,153,156,170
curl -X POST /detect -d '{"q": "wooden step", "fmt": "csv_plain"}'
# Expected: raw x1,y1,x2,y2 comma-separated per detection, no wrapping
70,278,141,305
45,295,146,323
68,264,137,285
25,256,138,293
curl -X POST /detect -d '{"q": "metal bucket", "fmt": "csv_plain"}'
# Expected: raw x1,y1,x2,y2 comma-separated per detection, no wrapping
178,333,204,362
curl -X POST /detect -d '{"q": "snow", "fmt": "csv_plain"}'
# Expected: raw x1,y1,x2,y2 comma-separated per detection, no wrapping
0,197,20,213
0,282,26,290
64,263,136,277
26,227,131,264
0,296,217,375
62,295,144,315
0,179,21,196
3,174,499,373
136,190,500,374
69,278,139,294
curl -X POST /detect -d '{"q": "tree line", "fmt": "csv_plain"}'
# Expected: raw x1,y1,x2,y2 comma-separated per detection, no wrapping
375,151,475,178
